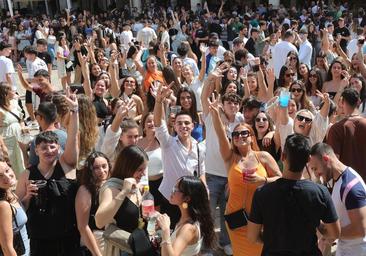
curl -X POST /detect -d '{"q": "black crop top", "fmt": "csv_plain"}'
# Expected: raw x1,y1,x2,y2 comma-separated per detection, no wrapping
93,94,109,119
114,197,140,233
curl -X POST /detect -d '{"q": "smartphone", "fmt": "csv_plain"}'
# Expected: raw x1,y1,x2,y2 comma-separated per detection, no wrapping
358,38,365,45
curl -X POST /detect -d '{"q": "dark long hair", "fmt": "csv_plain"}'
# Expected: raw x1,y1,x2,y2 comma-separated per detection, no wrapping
177,176,216,249
327,59,347,81
0,83,12,108
112,145,148,179
176,87,199,124
79,152,111,200
305,68,323,94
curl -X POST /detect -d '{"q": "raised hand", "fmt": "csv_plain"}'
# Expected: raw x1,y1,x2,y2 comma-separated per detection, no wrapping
208,93,221,115
64,87,78,111
199,43,208,54
156,81,174,103
116,99,136,118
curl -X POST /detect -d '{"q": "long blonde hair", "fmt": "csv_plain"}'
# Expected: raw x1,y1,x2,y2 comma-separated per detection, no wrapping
78,95,99,159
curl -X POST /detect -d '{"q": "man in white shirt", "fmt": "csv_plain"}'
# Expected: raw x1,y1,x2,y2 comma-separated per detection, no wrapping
136,20,157,48
23,45,47,122
298,28,313,69
309,143,366,256
177,42,199,76
273,30,298,78
120,24,134,52
154,84,206,228
0,41,15,85
201,74,244,255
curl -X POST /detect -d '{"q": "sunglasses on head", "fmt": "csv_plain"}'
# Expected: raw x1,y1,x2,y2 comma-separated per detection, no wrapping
296,115,312,123
291,88,302,93
285,73,295,78
232,130,250,138
255,117,268,122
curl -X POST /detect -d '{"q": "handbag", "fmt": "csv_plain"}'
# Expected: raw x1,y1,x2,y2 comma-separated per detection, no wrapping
103,223,133,254
224,209,249,229
0,204,26,256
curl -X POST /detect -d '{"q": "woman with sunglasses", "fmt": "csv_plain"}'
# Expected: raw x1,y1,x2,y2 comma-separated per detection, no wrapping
156,176,215,256
277,91,331,152
289,81,316,113
277,66,295,89
253,112,281,162
75,152,111,255
286,51,299,80
208,95,281,256
305,68,324,108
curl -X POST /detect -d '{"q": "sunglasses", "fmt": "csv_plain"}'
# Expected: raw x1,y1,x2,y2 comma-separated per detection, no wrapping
290,57,297,61
291,88,303,93
232,130,250,138
296,115,312,123
125,80,135,84
255,117,268,122
285,73,295,78
309,73,317,78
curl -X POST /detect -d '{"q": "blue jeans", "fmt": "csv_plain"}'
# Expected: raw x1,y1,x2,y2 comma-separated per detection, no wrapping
206,173,230,247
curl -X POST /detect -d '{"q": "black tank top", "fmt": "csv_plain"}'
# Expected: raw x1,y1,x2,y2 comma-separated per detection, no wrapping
114,197,139,233
27,161,79,240
93,94,109,119
88,192,102,231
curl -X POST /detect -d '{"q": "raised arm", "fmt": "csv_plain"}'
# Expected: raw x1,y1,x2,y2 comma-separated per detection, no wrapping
16,64,33,91
77,43,93,100
208,94,232,162
218,0,224,19
153,82,172,128
198,44,207,82
256,59,270,102
109,52,120,98
60,90,79,168
321,29,330,53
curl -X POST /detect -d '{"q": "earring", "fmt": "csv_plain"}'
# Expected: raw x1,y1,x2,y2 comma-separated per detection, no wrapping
182,202,188,209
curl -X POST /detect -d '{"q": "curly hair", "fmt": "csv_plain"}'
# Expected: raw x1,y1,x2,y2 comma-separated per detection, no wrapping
79,151,111,200
0,83,12,108
78,95,99,160
177,176,216,249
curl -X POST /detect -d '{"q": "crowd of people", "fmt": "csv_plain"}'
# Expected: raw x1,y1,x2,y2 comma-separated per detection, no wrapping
0,1,366,255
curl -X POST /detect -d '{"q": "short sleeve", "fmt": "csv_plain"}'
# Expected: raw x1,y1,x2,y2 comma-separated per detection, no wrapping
320,185,339,224
310,112,328,145
326,123,342,156
344,183,366,210
249,188,263,224
279,118,294,150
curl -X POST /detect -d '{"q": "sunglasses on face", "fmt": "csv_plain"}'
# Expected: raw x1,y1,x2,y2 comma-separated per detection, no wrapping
291,88,303,93
232,130,250,138
255,117,268,122
285,73,295,78
309,73,317,78
290,57,297,61
296,115,312,123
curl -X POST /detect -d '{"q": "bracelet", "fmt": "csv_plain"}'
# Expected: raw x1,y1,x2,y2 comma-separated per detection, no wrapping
70,107,79,113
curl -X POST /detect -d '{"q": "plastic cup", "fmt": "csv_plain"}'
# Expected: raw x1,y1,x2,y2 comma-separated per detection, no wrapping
242,168,256,182
170,106,181,116
279,90,291,108
32,180,47,213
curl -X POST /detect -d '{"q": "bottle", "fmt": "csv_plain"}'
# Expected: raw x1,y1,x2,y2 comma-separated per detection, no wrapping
141,185,154,219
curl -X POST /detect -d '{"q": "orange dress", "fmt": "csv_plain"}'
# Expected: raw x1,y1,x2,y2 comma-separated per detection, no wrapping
226,154,267,256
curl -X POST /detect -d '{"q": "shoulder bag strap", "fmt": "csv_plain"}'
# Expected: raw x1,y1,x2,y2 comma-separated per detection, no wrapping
1,107,21,123
195,143,200,178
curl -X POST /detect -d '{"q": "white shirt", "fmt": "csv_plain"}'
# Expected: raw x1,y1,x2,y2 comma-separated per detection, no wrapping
205,45,226,60
136,26,157,47
273,40,298,78
299,39,313,69
0,55,15,84
332,167,366,255
204,112,244,177
347,39,359,59
155,121,206,200
182,56,199,77
26,57,47,79
120,30,134,50
160,30,170,50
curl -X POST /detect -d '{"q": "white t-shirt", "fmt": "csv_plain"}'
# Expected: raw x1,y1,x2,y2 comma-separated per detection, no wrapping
0,55,15,84
332,167,366,255
347,39,358,60
204,112,244,177
120,30,134,50
205,45,226,60
26,57,47,79
273,41,298,78
136,27,157,47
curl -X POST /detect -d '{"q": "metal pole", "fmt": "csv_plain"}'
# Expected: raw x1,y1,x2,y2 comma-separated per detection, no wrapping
7,0,13,17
